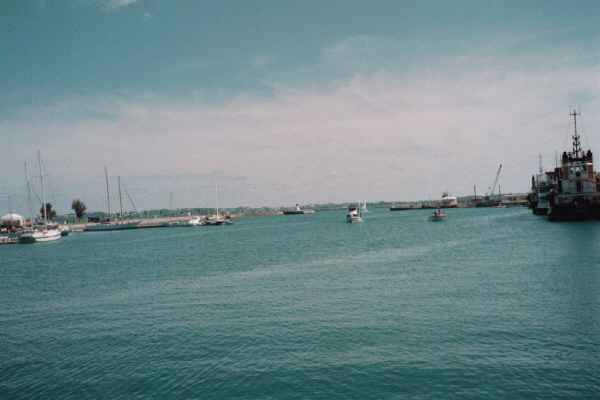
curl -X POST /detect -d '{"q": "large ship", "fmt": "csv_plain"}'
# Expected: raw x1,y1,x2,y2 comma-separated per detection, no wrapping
546,110,600,221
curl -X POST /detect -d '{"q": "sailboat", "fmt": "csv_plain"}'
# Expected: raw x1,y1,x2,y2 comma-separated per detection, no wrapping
84,169,140,232
19,152,62,243
361,200,369,213
205,184,233,226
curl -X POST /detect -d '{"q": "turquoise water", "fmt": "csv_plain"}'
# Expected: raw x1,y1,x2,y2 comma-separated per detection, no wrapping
1,208,599,399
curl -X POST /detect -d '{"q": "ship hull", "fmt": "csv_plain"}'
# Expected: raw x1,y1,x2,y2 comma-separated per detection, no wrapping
533,207,548,216
548,194,600,221
548,205,600,221
283,211,305,215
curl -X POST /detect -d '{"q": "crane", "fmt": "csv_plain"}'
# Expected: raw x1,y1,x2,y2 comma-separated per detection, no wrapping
490,164,502,197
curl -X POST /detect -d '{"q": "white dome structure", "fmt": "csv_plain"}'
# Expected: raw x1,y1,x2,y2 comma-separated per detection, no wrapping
1,213,25,227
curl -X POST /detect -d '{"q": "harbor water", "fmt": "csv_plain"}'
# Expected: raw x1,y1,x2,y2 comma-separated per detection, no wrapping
1,208,599,399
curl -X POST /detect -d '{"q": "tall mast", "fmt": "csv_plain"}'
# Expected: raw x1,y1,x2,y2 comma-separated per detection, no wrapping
538,154,543,174
38,151,47,225
25,162,34,224
118,176,124,221
104,166,111,220
215,183,219,218
570,109,582,157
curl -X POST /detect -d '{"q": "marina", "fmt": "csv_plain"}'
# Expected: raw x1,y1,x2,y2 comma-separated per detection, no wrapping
3,2,600,398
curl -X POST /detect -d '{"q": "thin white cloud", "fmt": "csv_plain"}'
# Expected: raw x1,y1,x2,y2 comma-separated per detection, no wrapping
2,33,600,211
106,0,139,10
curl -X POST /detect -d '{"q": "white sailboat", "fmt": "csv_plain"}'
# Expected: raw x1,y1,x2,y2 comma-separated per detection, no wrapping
85,169,140,232
205,184,232,226
19,152,62,243
361,200,369,213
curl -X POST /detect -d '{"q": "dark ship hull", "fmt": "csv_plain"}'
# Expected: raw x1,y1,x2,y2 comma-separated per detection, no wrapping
533,207,548,216
283,210,305,215
548,194,600,221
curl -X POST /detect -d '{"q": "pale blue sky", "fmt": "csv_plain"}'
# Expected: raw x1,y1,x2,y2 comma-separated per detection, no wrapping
2,1,600,212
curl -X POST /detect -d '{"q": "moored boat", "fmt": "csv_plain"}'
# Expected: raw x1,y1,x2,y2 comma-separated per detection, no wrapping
188,216,205,226
205,184,233,226
283,204,305,215
85,168,141,232
283,204,315,215
440,192,458,208
19,151,63,244
19,227,62,243
546,110,600,221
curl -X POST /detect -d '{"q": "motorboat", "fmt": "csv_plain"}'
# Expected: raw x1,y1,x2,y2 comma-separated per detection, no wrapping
429,209,447,221
346,205,363,223
188,216,205,226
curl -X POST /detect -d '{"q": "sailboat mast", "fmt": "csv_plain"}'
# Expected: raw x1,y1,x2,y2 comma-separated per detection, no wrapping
25,162,34,224
118,176,124,220
215,183,219,218
104,166,111,220
38,151,47,225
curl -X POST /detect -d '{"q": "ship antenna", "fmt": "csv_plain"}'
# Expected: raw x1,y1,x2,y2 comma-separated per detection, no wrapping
570,109,582,157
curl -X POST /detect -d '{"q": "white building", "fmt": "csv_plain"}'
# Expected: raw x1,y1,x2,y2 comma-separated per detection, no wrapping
1,213,25,227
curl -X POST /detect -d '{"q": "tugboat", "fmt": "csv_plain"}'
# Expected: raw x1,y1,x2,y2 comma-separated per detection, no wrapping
346,205,363,223
547,110,600,221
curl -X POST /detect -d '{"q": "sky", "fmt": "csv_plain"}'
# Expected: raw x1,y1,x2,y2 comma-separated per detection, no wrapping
2,0,600,213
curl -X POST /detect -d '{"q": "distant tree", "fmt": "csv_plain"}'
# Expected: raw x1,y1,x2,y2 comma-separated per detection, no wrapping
71,199,87,219
40,203,57,221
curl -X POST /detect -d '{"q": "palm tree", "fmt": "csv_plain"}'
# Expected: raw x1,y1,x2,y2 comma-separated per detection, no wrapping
71,199,87,220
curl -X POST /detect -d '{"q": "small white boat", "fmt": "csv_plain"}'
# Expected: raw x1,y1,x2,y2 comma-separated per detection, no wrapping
19,227,62,243
346,205,363,223
429,209,447,221
188,216,205,226
361,200,369,213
